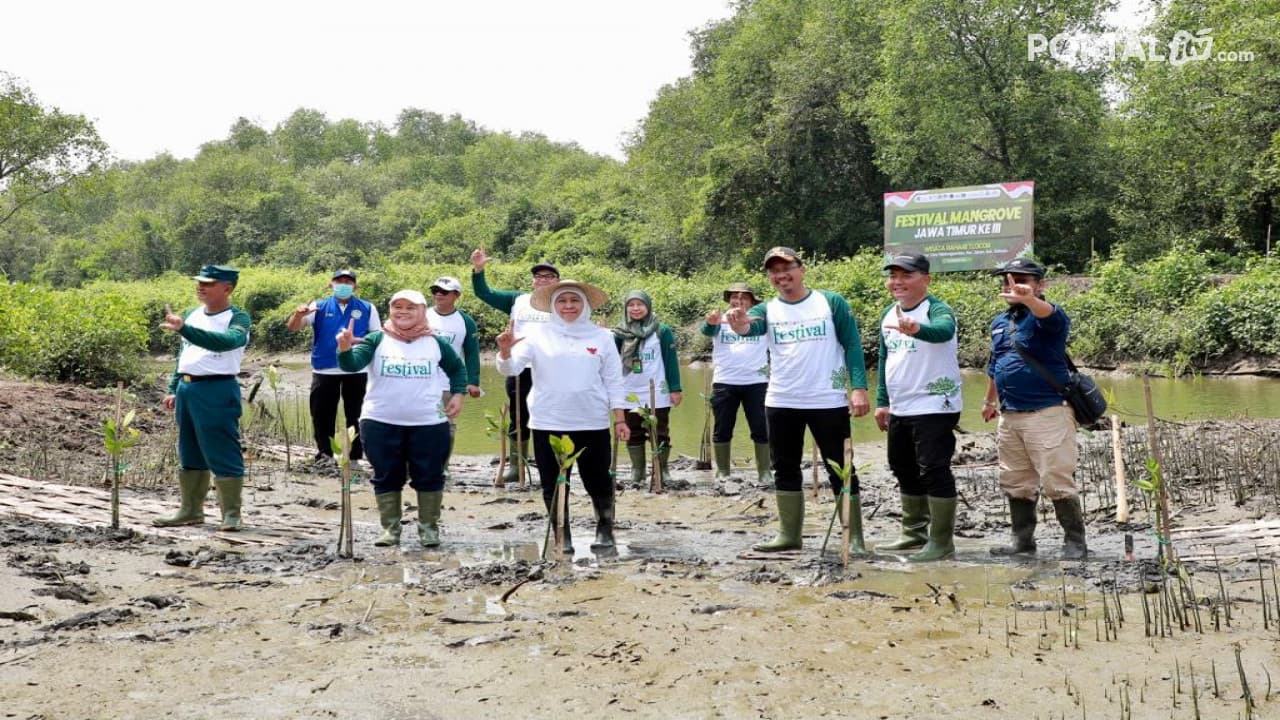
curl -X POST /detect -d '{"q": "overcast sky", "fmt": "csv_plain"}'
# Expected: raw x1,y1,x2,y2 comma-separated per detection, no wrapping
4,0,734,162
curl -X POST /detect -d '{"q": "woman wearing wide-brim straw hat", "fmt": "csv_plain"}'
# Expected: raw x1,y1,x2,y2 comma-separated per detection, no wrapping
495,279,629,553
700,282,772,484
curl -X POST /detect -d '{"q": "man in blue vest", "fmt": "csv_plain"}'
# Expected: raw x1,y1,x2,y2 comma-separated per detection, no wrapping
288,269,382,465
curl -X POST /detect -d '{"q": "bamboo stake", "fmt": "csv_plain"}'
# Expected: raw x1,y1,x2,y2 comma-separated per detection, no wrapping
515,371,526,489
494,405,508,488
649,379,662,493
696,370,712,470
1112,414,1129,522
111,382,123,529
810,443,820,502
840,438,852,569
338,411,353,559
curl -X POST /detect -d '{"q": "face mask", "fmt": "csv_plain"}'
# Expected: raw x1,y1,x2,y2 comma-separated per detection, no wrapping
332,284,354,300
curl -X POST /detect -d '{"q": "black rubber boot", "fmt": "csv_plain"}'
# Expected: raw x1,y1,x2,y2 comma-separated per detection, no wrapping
990,496,1038,557
590,486,616,550
1053,497,1089,560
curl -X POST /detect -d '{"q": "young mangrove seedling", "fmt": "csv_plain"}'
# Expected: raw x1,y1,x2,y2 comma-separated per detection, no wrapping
545,434,586,559
103,384,141,530
265,364,292,471
330,425,358,558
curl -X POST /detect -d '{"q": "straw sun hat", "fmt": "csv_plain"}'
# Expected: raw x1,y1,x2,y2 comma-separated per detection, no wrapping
529,279,608,312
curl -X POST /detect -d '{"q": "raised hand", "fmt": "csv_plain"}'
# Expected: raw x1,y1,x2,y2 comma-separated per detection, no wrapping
159,304,184,332
336,318,356,352
886,303,919,336
293,302,316,317
705,309,722,325
495,319,524,359
999,282,1035,304
470,248,489,272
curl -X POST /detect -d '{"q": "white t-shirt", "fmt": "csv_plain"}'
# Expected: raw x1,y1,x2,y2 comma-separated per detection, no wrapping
880,298,963,415
711,324,769,386
360,335,452,427
427,308,467,358
496,326,625,432
620,333,673,409
177,307,248,376
762,292,848,409
511,294,552,340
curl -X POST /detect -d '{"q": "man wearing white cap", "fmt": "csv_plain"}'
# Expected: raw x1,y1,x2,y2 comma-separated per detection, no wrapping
428,276,482,476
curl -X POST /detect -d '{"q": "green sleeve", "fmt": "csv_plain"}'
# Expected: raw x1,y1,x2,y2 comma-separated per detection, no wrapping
660,325,682,392
167,352,180,394
821,290,868,390
177,307,251,352
436,338,468,394
470,270,519,314
737,302,769,337
338,331,382,372
876,304,891,407
914,295,957,343
461,311,481,386
699,322,718,338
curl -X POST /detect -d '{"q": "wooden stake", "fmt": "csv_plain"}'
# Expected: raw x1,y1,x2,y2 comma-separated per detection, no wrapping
515,372,526,489
810,443,821,502
1112,414,1129,523
649,379,662,493
338,411,353,559
494,405,508,488
841,438,852,570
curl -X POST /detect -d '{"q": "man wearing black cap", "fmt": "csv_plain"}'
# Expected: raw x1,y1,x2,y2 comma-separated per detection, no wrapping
470,248,560,484
982,257,1087,559
287,269,381,466
725,247,872,554
873,252,963,561
155,264,252,531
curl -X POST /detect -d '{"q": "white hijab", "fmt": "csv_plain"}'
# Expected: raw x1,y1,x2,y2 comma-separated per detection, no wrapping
549,288,598,339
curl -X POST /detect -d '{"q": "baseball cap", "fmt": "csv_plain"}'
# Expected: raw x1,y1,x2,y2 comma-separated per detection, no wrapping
883,252,930,273
762,246,802,269
192,264,239,284
992,257,1046,278
430,276,463,294
530,262,560,277
389,289,428,306
332,269,358,282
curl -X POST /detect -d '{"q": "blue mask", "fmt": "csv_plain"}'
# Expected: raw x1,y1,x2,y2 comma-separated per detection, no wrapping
332,284,354,300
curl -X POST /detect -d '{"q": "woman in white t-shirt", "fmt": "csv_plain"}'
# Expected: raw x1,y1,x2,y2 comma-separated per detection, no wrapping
496,280,630,554
612,290,683,486
700,282,770,483
338,290,467,550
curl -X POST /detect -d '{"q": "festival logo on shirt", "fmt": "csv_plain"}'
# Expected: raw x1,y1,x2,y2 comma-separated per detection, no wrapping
771,319,828,345
720,327,761,344
884,334,918,353
436,330,458,345
377,358,434,377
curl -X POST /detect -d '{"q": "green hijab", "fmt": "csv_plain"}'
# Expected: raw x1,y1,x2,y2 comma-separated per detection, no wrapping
613,290,660,375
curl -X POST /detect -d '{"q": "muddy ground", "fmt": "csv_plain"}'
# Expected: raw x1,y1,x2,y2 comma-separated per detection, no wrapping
1,377,1278,720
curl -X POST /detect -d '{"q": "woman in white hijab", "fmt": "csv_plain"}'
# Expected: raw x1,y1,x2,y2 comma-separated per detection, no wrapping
496,279,629,553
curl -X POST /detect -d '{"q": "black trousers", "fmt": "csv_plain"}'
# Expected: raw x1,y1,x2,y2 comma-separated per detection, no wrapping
310,373,367,461
886,412,960,498
711,382,768,444
765,406,854,494
625,407,670,449
531,428,613,513
505,368,533,441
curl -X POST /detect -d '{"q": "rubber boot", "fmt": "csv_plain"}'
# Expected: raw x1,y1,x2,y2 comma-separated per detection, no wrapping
909,496,957,562
836,493,869,556
752,490,805,552
214,476,243,531
877,494,930,551
627,445,646,485
153,469,211,527
416,491,443,548
1053,497,1089,560
590,486,616,549
501,437,528,485
543,488,574,554
713,442,733,480
373,491,402,547
753,443,773,485
656,443,671,484
990,496,1038,557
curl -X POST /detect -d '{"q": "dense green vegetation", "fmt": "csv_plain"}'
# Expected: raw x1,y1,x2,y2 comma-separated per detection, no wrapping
3,249,1276,387
1,0,1276,284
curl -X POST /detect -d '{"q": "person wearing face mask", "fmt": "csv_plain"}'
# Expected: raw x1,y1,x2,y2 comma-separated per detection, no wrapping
701,282,771,484
495,280,629,553
337,290,466,549
613,290,683,486
287,270,381,467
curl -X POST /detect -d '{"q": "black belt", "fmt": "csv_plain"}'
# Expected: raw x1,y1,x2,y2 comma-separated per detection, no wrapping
181,374,236,383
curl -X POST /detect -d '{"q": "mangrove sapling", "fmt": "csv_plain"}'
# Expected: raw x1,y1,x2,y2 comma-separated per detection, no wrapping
544,434,585,559
102,383,141,529
625,390,663,492
331,425,357,558
265,365,292,471
485,408,510,488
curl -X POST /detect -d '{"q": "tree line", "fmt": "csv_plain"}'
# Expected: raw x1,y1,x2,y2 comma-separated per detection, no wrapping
0,0,1275,286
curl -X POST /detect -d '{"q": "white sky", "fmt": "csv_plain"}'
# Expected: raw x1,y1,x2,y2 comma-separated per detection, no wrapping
4,0,735,162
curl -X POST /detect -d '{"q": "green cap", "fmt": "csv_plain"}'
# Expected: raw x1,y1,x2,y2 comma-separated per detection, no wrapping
193,264,239,284
722,282,759,303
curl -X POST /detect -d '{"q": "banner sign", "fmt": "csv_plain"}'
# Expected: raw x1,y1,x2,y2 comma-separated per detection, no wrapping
883,181,1034,272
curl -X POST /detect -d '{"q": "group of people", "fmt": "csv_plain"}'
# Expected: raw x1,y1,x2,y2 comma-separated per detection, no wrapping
153,247,1089,562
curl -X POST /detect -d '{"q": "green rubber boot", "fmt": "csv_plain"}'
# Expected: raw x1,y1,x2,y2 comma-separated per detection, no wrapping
627,445,646,485
417,491,443,548
877,494,930,551
1053,497,1089,560
713,442,733,480
909,496,957,562
753,443,773,485
836,493,869,556
990,496,1038,557
153,469,210,527
501,437,528,485
656,443,671,484
752,490,805,552
214,476,243,531
373,491,402,547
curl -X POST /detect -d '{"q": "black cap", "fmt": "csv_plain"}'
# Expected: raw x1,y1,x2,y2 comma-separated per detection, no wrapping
530,262,559,277
762,246,802,269
332,269,357,281
992,257,1046,278
193,264,239,285
884,252,930,273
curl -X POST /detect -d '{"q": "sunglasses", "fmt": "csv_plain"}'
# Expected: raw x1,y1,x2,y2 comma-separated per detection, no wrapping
533,272,559,280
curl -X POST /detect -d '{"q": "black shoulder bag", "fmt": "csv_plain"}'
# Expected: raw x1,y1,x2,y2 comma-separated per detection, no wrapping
1013,343,1108,426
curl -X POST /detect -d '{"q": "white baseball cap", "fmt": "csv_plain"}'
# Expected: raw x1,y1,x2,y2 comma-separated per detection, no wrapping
430,276,463,294
389,289,428,306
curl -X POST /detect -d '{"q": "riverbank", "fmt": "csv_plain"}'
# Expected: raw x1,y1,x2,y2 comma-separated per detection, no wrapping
1,375,1278,718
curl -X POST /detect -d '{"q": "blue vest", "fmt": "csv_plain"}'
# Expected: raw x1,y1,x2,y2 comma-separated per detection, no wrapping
311,296,373,370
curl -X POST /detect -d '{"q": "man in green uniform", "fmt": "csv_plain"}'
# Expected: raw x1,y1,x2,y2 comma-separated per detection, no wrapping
154,265,252,531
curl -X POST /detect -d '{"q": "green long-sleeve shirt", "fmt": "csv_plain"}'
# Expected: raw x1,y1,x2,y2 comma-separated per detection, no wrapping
470,270,521,314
